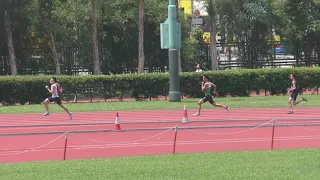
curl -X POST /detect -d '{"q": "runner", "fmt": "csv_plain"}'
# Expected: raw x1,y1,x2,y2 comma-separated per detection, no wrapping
193,75,229,116
287,74,307,114
43,77,72,120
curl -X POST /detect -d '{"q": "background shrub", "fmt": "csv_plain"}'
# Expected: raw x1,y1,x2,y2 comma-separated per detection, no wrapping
0,67,319,105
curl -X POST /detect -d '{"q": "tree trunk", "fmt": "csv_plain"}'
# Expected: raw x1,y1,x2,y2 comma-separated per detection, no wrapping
38,0,60,75
138,0,145,74
48,23,61,75
208,0,218,70
4,10,17,76
91,0,101,75
175,0,182,72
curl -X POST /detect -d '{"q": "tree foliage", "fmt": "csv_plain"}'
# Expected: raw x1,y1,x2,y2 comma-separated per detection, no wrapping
1,0,320,75
281,0,320,65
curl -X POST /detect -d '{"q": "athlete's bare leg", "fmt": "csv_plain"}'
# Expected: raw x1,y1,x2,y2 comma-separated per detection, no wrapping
193,99,204,116
288,97,294,113
294,97,307,105
59,103,72,120
43,98,50,115
294,100,302,105
213,103,226,109
213,103,230,112
59,104,70,115
288,97,307,114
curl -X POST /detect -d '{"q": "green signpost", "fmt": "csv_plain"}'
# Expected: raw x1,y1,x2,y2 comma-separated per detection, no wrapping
160,0,182,102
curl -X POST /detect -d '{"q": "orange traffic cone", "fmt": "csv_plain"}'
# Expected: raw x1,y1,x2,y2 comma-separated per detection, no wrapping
115,112,121,131
182,105,189,123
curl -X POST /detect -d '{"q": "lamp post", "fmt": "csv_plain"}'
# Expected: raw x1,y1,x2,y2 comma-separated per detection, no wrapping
160,0,182,102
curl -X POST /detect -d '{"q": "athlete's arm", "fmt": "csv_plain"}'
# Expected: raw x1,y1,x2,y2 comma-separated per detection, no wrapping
201,83,208,92
57,83,63,93
211,83,217,93
46,84,55,94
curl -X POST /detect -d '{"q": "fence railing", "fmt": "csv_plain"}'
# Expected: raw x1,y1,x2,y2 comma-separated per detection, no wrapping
1,41,319,75
1,118,320,163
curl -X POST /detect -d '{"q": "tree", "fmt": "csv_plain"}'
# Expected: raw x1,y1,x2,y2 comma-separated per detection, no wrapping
51,0,92,74
215,0,278,68
281,0,320,66
0,0,192,75
207,0,218,70
39,0,60,75
3,1,17,75
91,0,101,74
138,0,145,74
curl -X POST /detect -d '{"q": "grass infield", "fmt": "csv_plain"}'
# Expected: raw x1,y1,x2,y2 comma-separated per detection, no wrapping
1,149,320,180
0,95,319,114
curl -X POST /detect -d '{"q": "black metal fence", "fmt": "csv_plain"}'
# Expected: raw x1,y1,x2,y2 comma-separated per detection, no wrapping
199,42,320,71
1,41,319,75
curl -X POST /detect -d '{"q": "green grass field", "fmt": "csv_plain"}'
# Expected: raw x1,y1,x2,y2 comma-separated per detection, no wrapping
1,149,320,180
0,95,319,114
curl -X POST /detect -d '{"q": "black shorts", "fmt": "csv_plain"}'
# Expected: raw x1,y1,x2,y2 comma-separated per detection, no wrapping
48,97,62,105
290,93,298,101
290,89,299,101
202,95,215,105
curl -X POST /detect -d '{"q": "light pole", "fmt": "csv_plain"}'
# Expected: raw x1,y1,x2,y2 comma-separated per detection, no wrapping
160,0,182,102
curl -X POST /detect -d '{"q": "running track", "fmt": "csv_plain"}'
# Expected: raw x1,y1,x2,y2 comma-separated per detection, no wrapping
0,107,320,163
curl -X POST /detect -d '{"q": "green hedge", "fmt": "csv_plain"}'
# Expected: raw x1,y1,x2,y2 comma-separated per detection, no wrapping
0,67,319,105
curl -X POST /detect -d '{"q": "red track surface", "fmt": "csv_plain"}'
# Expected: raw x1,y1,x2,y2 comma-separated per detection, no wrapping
1,107,320,163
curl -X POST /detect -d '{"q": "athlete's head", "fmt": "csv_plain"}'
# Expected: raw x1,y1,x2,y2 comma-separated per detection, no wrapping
203,75,209,82
50,77,57,85
290,74,296,80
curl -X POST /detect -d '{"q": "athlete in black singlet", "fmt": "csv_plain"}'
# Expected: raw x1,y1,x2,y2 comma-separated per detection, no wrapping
287,74,307,114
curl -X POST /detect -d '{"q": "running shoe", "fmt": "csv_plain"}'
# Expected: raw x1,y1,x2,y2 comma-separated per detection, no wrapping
226,106,230,112
193,112,200,116
69,112,73,120
43,112,50,116
287,111,294,114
